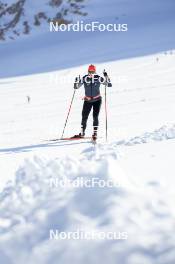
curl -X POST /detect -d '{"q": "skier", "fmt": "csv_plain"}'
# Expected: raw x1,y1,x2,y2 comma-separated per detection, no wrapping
73,64,112,141
27,95,30,103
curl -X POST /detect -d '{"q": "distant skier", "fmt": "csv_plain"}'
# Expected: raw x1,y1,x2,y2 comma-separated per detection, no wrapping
74,64,112,140
27,95,31,103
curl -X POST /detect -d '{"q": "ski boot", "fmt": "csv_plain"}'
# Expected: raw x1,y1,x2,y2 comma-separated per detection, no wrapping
71,132,85,139
92,132,97,142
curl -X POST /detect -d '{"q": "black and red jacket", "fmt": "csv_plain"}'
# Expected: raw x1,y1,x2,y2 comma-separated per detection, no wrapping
74,74,112,102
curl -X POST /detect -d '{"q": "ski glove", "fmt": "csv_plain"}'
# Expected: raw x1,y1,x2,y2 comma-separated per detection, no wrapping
74,76,80,89
103,71,108,77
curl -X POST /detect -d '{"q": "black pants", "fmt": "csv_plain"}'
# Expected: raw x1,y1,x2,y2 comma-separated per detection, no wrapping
81,98,102,132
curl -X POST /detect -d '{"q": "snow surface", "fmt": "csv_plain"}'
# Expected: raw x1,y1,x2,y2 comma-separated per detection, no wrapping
1,51,175,263
0,0,175,263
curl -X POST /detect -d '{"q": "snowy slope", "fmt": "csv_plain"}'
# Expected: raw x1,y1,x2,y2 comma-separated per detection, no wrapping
0,0,175,263
0,50,175,263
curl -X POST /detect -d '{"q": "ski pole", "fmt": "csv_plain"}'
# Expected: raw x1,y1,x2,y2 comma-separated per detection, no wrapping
61,89,76,139
105,84,108,142
103,70,108,142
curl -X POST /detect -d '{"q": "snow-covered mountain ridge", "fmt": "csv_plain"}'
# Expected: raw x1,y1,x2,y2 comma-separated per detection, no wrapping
0,0,87,40
1,0,175,78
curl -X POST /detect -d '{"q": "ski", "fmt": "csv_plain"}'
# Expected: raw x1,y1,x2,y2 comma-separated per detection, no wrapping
46,137,92,142
61,136,92,141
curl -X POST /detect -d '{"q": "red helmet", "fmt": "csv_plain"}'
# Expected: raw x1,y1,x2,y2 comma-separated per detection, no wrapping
88,64,96,73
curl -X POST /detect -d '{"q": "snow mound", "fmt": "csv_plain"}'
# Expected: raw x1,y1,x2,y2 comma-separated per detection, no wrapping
115,124,175,146
0,145,175,264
